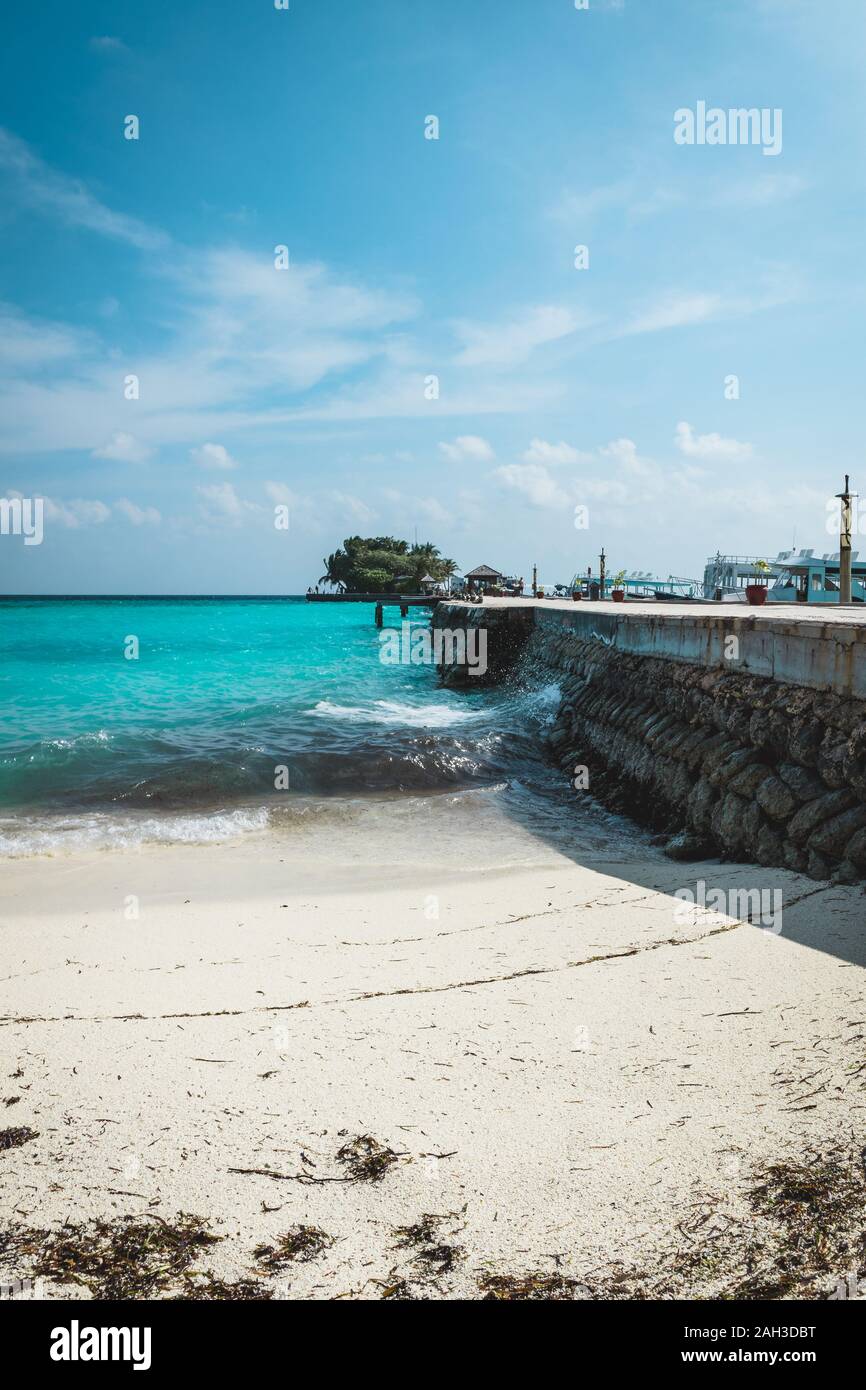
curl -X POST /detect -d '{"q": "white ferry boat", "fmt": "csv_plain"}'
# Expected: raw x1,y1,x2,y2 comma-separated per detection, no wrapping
765,549,866,604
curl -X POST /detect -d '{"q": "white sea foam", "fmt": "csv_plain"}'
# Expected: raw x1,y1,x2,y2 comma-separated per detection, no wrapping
38,730,113,752
309,699,478,728
0,806,270,857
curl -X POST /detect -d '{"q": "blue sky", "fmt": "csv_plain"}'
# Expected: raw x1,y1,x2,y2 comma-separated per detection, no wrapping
1,0,865,593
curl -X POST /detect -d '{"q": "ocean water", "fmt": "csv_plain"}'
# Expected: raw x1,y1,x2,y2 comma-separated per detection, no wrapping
0,597,637,862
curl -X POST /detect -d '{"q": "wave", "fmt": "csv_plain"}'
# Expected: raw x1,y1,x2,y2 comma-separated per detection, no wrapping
0,671,567,846
0,806,271,857
40,729,113,751
309,699,480,728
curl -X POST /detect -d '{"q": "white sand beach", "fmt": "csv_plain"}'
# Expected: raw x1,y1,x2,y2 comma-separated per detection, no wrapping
2,822,864,1299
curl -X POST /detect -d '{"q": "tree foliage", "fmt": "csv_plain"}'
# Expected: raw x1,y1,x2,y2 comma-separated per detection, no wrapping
318,536,457,593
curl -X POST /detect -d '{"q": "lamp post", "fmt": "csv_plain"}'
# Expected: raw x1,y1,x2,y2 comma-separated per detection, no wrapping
837,475,856,605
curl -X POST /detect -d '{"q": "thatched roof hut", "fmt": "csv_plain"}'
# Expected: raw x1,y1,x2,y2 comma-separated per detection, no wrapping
464,564,504,586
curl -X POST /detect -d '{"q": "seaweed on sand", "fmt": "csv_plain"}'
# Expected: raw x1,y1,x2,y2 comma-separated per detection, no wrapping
33,1213,221,1300
174,1273,273,1301
478,1271,586,1301
0,1226,39,1266
392,1213,452,1248
724,1150,866,1299
392,1212,465,1281
336,1134,403,1183
382,1211,466,1294
253,1225,333,1268
571,1147,866,1302
378,1278,417,1300
413,1244,463,1276
748,1155,864,1253
0,1126,38,1151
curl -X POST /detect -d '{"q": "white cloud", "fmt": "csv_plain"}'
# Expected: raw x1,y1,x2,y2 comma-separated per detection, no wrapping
379,486,452,527
711,173,807,208
414,496,452,525
523,438,584,466
263,481,298,505
621,293,723,337
262,482,323,532
491,463,571,509
0,306,88,368
756,0,866,71
675,421,753,462
550,180,633,225
0,127,167,251
438,435,494,462
92,432,153,464
191,442,237,470
492,436,702,516
0,132,806,471
39,495,111,528
115,498,160,525
329,491,377,527
89,36,128,53
282,368,562,426
599,438,655,476
612,273,797,343
0,138,568,452
554,171,805,228
552,179,691,228
454,304,588,368
174,248,416,396
196,481,258,523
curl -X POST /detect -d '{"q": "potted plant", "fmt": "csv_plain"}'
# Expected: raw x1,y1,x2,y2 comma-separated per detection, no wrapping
746,559,770,606
611,570,626,602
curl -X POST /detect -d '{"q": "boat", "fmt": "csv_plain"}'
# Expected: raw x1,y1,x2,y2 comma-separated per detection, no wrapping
702,553,781,601
764,549,866,604
569,572,702,600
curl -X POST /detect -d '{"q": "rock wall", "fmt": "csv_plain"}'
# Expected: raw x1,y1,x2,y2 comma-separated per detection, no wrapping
434,601,533,686
433,602,866,883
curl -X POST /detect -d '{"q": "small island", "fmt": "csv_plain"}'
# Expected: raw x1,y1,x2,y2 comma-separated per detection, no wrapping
315,535,459,595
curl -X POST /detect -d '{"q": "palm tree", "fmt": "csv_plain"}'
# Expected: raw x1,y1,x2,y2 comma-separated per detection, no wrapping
318,553,345,591
437,558,459,593
405,543,440,588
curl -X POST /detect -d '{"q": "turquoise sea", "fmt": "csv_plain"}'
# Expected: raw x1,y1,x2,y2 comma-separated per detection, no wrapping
0,596,633,861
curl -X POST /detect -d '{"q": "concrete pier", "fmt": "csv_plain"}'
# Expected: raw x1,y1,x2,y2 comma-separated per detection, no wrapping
454,599,866,700
434,599,866,881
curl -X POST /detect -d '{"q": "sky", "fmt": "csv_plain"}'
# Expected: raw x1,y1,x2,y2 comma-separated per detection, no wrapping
1,0,865,594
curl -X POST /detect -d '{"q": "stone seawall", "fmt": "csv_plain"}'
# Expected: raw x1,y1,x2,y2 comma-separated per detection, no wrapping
433,601,866,884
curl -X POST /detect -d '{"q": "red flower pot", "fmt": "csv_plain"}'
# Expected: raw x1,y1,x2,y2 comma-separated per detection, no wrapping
745,584,767,606
572,591,582,601
611,589,625,603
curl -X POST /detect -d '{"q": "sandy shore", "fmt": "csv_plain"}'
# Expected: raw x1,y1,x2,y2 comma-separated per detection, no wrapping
2,829,865,1299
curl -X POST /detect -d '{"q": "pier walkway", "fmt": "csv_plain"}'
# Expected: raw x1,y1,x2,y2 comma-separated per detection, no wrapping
440,597,866,700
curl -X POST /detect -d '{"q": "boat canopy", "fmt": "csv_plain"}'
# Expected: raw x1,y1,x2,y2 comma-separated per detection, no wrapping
767,550,866,604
